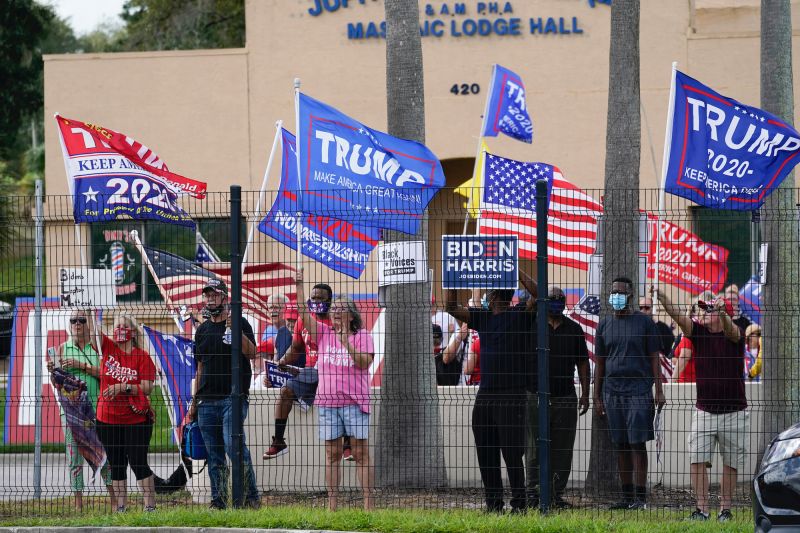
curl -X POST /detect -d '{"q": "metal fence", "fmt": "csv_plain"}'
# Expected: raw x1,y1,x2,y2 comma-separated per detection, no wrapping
0,184,796,518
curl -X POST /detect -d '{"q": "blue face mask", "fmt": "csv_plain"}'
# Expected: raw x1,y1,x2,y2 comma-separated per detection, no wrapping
548,299,566,315
609,293,628,311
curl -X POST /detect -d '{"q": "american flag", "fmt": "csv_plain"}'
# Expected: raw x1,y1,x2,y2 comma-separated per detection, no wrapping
142,246,296,325
478,152,602,270
195,231,221,263
569,294,673,382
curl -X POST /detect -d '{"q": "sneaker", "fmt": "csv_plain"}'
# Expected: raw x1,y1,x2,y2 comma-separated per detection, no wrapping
552,496,573,509
627,500,647,510
342,447,355,462
689,508,710,521
717,509,733,522
297,398,310,412
263,436,288,459
115,505,126,513
609,500,632,510
209,500,226,510
144,505,156,512
245,497,261,510
510,506,526,515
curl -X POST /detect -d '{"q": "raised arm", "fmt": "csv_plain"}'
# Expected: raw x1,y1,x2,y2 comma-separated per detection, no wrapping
442,322,468,364
295,268,318,340
653,286,692,337
519,269,538,311
445,289,470,324
715,299,741,344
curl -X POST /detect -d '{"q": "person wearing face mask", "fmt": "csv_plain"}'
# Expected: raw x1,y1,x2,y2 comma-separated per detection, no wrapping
46,309,115,510
187,278,260,510
525,287,590,509
263,280,354,461
293,269,375,510
94,313,157,512
446,272,538,514
593,277,665,511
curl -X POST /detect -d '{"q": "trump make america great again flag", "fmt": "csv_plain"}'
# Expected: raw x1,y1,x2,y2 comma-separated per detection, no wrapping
481,64,534,143
664,71,800,210
478,153,602,270
297,93,446,235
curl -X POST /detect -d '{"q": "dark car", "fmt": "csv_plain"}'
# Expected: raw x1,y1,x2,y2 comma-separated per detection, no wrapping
753,420,800,532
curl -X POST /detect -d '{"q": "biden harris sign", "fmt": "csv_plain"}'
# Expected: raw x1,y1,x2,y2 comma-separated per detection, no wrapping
442,235,518,290
297,93,446,235
664,70,800,210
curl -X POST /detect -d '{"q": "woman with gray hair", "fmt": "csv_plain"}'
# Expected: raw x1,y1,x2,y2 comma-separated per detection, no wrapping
294,268,374,511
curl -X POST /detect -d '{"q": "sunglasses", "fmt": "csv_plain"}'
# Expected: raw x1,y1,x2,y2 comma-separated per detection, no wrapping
640,306,652,311
69,317,88,324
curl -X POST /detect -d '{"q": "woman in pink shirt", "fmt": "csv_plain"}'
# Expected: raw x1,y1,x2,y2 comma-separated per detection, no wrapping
295,268,374,511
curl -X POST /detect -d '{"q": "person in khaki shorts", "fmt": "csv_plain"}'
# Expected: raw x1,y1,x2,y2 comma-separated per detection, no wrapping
655,288,746,523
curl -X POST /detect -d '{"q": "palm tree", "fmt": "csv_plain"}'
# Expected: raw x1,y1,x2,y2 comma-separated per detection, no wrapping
760,0,799,453
586,0,641,497
374,0,447,489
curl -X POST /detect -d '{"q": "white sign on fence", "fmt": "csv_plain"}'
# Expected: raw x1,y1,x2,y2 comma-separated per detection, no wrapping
59,268,117,308
377,241,427,287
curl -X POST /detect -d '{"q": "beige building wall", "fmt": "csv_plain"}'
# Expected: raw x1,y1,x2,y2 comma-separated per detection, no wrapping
43,0,800,301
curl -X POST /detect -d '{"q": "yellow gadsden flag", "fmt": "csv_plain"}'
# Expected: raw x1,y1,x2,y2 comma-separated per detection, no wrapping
453,140,489,218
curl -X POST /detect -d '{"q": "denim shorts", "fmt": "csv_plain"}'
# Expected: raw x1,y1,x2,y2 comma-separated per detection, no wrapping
318,405,370,441
286,367,318,406
603,391,655,445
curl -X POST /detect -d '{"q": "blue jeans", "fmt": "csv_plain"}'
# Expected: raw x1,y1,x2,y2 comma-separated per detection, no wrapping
197,397,259,505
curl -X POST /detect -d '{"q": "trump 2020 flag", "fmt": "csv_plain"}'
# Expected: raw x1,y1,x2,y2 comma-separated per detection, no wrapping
297,93,446,235
664,71,800,210
143,326,195,442
259,129,380,279
56,114,206,228
481,65,533,143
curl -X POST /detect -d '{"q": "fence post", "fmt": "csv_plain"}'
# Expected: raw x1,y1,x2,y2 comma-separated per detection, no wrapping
33,179,44,500
535,178,550,513
229,185,244,508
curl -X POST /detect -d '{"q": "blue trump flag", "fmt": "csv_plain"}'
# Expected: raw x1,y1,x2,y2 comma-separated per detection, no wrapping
143,326,195,443
739,276,762,325
259,129,380,279
297,93,446,235
664,70,800,210
481,64,533,143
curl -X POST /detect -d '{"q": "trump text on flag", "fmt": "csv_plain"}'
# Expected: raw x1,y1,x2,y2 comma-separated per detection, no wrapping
664,71,800,209
442,235,518,290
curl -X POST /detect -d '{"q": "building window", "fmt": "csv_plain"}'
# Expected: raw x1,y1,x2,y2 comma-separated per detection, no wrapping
90,218,244,303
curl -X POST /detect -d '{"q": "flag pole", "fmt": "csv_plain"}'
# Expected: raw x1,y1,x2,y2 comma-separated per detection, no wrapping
55,113,87,267
242,120,283,275
130,230,185,331
462,67,495,235
654,62,678,305
294,78,304,270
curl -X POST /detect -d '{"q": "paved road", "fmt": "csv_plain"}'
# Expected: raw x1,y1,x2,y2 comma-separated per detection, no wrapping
0,452,184,501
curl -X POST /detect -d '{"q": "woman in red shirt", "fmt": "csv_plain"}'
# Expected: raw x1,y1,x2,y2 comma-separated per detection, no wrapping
95,314,157,512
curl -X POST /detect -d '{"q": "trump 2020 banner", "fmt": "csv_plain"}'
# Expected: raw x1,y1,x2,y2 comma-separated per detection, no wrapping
441,235,518,290
297,93,446,235
481,64,533,143
664,71,800,210
259,129,380,279
56,115,206,228
647,216,729,295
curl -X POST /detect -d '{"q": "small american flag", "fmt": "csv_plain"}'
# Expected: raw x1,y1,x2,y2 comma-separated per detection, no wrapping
478,152,602,270
570,294,673,381
195,231,221,263
143,246,296,325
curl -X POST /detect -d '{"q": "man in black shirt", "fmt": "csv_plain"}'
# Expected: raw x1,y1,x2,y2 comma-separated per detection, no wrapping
639,297,675,358
187,279,260,510
525,287,590,509
446,272,537,513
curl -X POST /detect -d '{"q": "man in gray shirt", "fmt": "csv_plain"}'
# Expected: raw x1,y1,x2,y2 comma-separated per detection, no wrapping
593,276,666,510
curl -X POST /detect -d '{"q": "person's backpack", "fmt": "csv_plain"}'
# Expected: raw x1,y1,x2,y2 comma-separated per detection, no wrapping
183,421,207,460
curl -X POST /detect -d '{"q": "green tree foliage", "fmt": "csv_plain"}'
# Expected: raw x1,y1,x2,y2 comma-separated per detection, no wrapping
119,0,245,51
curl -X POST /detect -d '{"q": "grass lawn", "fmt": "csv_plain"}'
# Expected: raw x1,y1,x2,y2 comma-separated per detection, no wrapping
0,387,176,453
0,505,753,532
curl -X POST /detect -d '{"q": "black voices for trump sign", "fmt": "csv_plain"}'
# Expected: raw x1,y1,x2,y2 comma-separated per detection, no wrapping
442,235,518,290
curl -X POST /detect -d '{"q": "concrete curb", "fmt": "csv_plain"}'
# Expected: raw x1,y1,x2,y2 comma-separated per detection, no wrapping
0,529,370,533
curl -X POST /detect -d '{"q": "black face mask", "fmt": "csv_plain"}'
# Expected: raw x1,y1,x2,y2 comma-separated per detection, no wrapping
203,297,227,318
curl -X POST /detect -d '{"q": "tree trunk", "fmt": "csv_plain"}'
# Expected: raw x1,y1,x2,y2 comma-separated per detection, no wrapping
375,0,447,489
760,0,799,457
586,0,641,498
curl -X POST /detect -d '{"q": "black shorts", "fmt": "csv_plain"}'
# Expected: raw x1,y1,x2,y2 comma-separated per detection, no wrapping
603,391,655,445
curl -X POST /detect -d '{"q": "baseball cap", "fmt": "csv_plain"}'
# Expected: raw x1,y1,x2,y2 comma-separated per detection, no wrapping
203,278,228,296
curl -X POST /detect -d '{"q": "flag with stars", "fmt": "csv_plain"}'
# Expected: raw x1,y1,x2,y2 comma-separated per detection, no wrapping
140,245,296,324
478,152,602,270
297,93,446,235
195,230,221,264
664,70,800,210
259,129,380,279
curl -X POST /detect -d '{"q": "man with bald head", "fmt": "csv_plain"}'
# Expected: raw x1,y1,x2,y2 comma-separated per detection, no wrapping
525,286,590,509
